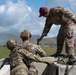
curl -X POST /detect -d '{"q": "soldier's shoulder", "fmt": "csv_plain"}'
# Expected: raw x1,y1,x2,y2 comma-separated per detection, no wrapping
56,6,64,8
50,6,63,14
50,6,63,10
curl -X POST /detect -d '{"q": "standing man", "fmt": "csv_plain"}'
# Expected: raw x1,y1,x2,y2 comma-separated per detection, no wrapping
6,39,53,75
20,30,46,75
37,6,76,63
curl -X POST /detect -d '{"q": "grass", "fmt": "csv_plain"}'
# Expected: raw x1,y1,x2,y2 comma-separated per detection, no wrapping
0,46,10,59
0,45,76,59
41,46,57,56
0,45,57,59
42,46,76,56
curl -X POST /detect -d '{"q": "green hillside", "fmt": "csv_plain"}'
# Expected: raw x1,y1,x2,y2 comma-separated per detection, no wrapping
0,33,22,45
0,45,76,59
0,33,56,45
0,33,76,59
39,38,56,45
0,33,56,59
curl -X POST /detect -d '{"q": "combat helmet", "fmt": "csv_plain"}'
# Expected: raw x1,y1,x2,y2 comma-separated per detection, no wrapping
20,30,32,38
6,39,17,50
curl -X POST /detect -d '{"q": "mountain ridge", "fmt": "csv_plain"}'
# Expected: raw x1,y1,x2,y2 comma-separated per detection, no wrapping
0,33,56,45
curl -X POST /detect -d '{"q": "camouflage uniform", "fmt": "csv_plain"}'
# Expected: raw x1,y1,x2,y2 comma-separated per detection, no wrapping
10,47,46,75
41,6,76,56
21,42,46,56
20,41,46,75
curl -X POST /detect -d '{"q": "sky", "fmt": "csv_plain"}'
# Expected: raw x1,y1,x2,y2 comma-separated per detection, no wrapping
0,0,76,38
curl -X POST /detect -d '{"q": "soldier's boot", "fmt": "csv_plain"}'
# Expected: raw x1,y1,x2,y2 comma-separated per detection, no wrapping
51,53,60,57
51,46,63,57
67,55,76,65
51,42,64,57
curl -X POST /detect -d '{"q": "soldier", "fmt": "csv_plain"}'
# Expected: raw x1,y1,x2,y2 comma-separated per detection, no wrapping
20,30,46,75
6,39,52,75
37,6,76,64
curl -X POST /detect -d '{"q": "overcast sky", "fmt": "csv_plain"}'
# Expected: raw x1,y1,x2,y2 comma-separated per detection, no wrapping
0,0,76,38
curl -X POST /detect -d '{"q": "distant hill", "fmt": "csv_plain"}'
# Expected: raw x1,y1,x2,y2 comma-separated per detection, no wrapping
0,33,22,45
33,35,40,38
0,33,56,45
51,37,57,39
39,38,56,46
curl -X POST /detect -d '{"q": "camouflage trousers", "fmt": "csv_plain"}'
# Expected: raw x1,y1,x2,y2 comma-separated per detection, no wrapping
11,64,28,75
28,67,38,75
28,62,38,75
57,21,75,56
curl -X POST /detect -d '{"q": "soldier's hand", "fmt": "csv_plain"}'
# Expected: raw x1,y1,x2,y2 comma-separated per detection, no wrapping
37,36,43,43
37,38,41,45
45,60,56,64
37,39,39,45
37,38,42,42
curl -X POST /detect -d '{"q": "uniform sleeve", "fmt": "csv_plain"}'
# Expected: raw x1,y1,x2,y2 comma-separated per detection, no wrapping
19,49,46,63
41,18,52,37
41,6,65,37
33,44,46,57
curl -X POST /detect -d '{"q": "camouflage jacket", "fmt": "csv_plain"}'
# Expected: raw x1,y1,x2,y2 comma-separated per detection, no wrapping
9,47,46,69
42,6,76,37
20,41,46,57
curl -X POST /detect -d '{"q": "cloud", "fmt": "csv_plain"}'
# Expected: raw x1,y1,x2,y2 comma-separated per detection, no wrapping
0,0,45,36
0,0,76,38
0,0,61,38
0,5,5,14
46,0,76,12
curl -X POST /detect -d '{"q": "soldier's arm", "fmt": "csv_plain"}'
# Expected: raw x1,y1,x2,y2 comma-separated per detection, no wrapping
41,19,52,37
33,44,46,57
41,6,65,37
37,19,53,45
19,49,49,63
